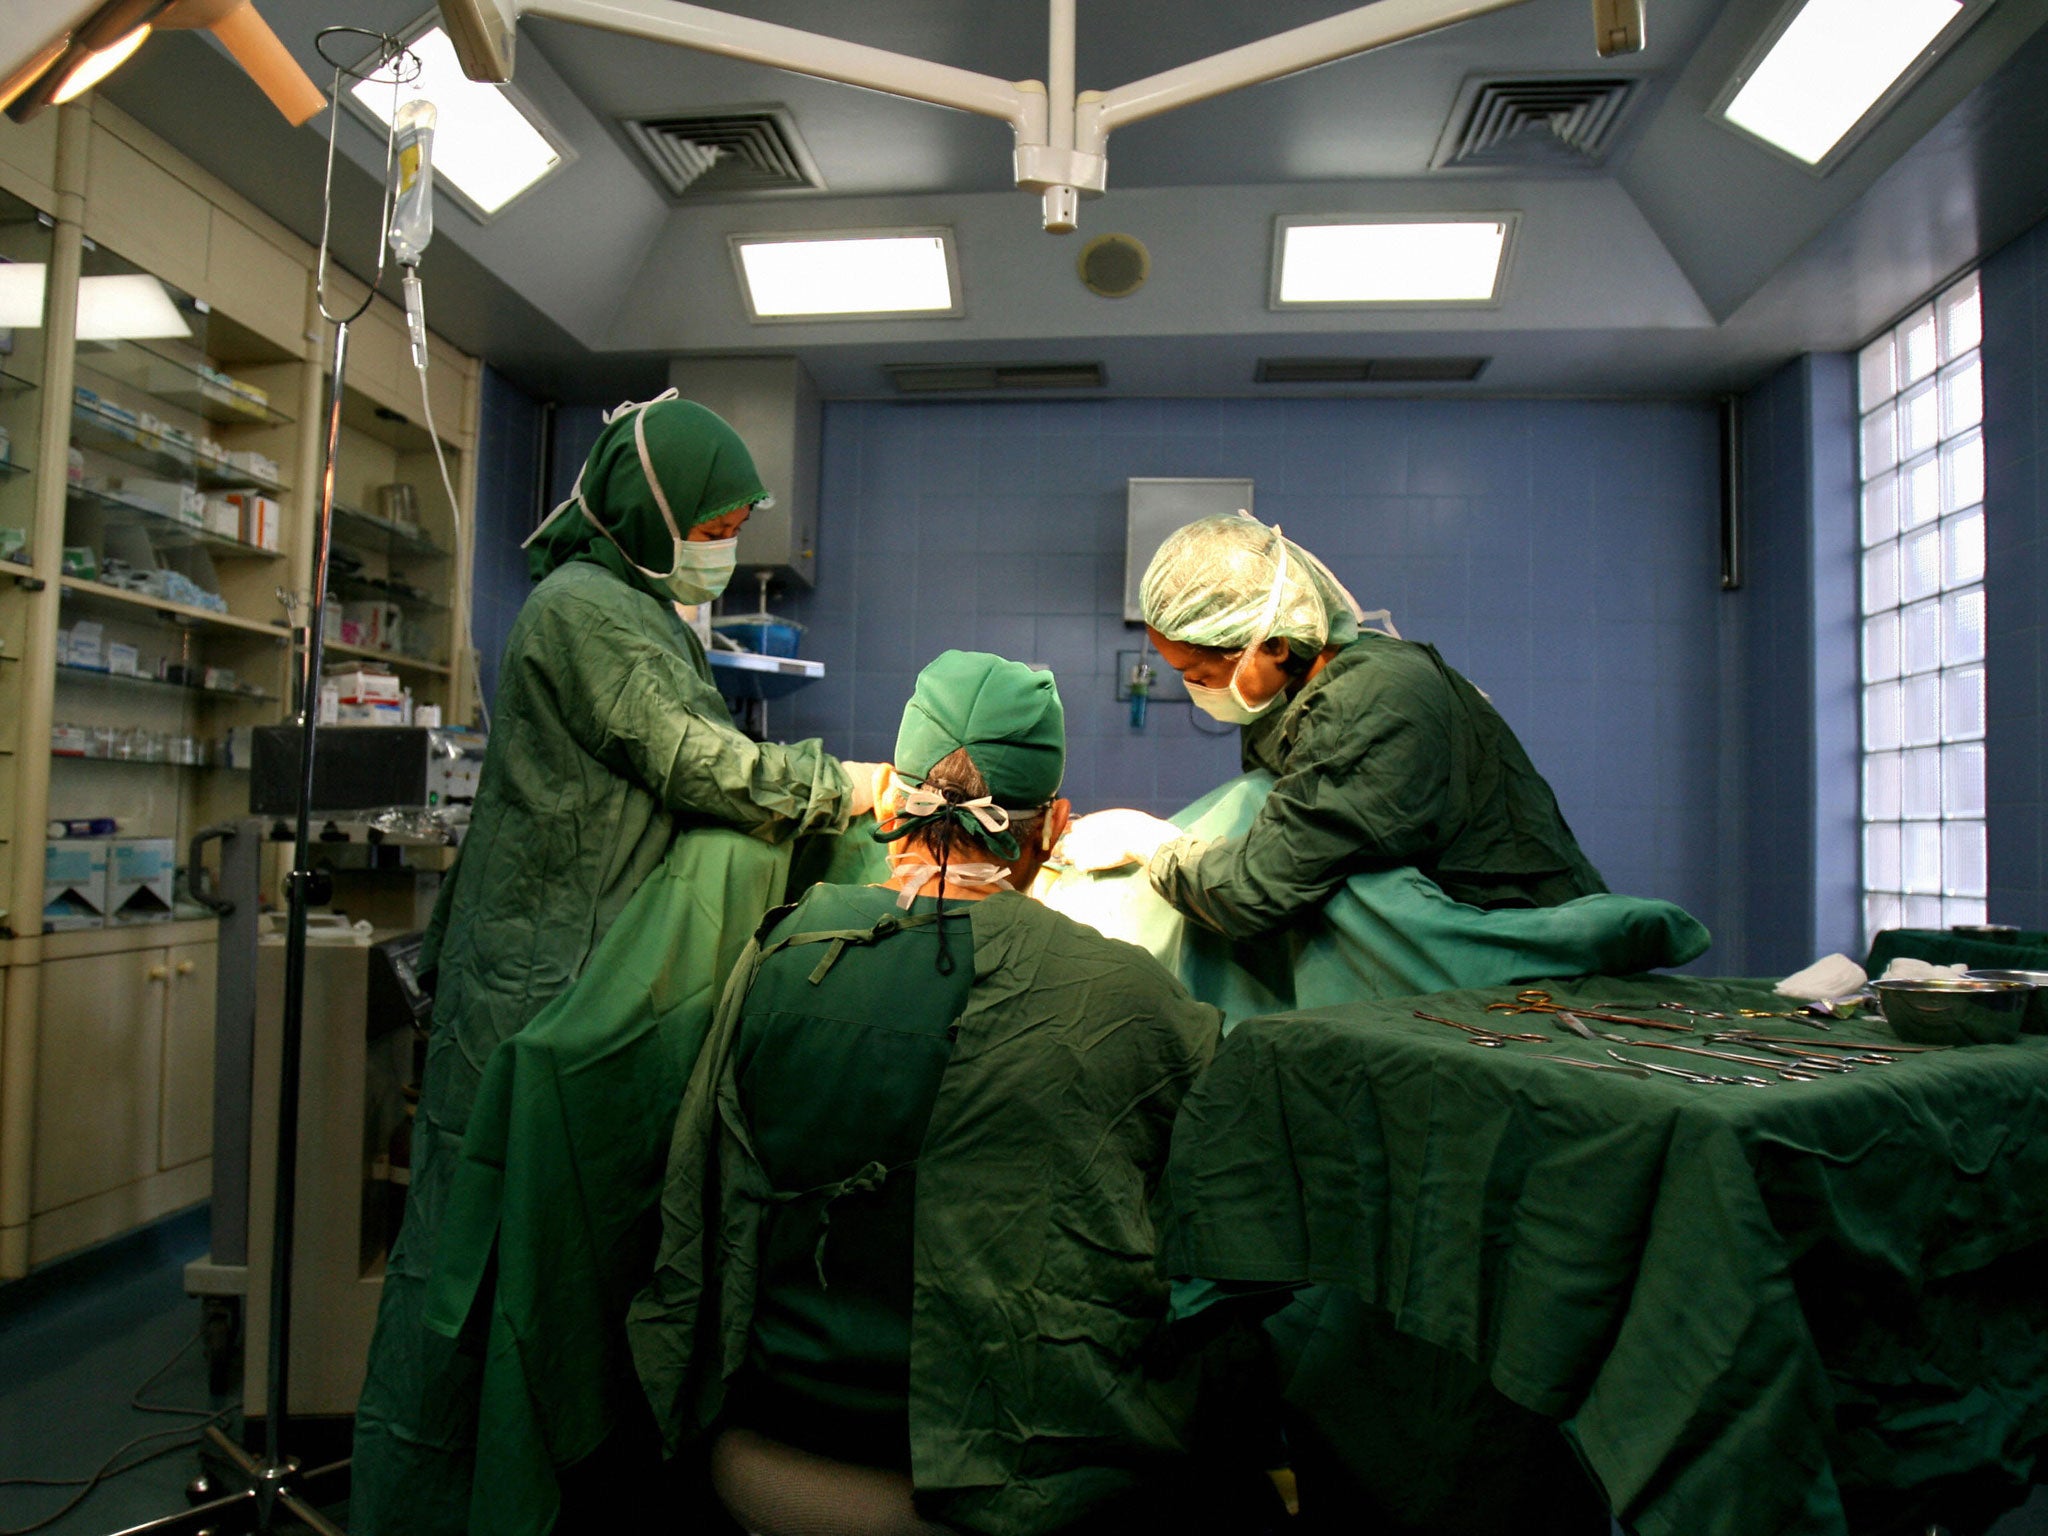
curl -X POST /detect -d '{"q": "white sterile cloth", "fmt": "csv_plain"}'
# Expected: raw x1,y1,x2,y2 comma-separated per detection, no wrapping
1879,957,1971,982
1775,953,1869,1000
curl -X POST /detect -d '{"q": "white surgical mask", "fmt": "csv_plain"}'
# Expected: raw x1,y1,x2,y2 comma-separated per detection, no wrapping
1185,527,1292,726
523,388,747,604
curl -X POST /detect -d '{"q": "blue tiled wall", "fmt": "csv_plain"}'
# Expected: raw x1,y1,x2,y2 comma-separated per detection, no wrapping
1983,217,2048,923
1726,357,1861,976
765,397,1729,943
471,367,544,712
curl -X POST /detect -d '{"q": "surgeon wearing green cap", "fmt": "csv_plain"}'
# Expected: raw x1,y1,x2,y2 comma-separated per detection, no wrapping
628,651,1256,1536
354,393,881,1536
1100,512,1605,938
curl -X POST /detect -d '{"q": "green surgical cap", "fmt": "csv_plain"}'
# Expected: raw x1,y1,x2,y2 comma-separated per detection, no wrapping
895,650,1066,805
1140,514,1365,656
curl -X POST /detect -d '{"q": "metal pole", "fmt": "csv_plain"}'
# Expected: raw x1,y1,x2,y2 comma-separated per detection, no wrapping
524,0,1032,127
1079,0,1534,148
265,314,349,1489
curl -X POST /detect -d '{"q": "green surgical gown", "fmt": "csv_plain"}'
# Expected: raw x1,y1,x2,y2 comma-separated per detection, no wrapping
1150,633,1606,937
629,891,1226,1536
352,555,857,1536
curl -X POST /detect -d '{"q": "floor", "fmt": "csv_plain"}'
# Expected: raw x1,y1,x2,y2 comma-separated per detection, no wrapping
0,1205,348,1536
0,1206,2044,1536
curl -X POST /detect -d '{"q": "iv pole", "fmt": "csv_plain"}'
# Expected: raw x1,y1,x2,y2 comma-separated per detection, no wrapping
113,30,420,1536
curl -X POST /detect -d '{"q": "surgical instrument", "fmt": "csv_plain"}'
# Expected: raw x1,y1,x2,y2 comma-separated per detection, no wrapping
1701,1032,1897,1066
1413,1010,1546,1047
1556,1015,1823,1082
1604,1050,1768,1088
1706,1028,1944,1056
1485,990,1694,1032
1646,999,1843,1036
1534,1055,1654,1078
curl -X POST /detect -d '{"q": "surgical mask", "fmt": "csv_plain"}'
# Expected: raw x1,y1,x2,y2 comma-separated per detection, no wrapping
1185,527,1292,726
523,388,747,603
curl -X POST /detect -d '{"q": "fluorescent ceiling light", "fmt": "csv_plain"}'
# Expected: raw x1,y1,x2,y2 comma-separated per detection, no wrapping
1722,0,1962,165
77,274,190,340
735,234,957,319
1275,220,1510,305
0,262,45,327
350,25,562,217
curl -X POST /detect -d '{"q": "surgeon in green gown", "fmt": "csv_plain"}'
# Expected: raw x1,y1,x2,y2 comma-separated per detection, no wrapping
628,652,1275,1536
1096,512,1606,937
352,392,882,1536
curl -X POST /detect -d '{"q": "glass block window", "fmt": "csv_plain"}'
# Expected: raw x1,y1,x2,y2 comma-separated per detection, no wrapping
1860,271,1985,944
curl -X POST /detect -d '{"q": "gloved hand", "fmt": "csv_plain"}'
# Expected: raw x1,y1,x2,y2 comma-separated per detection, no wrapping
1055,809,1182,872
839,761,884,819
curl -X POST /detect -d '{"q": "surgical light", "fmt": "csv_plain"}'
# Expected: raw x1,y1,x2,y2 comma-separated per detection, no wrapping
349,25,561,218
733,233,959,320
51,21,150,104
1720,0,1964,167
1273,219,1512,306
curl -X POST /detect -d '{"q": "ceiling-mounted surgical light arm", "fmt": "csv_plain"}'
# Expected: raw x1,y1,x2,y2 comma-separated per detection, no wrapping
4,0,322,125
441,0,1601,233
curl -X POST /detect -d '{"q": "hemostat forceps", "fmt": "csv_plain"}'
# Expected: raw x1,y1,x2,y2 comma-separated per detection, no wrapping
1413,1010,1545,1047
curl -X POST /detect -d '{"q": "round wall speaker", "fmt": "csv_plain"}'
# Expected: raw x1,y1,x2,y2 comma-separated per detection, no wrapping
1078,233,1150,299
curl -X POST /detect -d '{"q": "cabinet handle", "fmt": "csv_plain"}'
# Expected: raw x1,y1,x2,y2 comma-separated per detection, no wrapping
176,960,196,976
147,965,168,982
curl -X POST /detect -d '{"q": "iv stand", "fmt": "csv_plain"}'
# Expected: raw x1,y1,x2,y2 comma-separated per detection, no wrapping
110,32,418,1536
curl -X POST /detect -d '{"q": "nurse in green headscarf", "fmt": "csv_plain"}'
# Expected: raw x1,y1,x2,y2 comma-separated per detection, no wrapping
1091,511,1607,938
353,392,881,1536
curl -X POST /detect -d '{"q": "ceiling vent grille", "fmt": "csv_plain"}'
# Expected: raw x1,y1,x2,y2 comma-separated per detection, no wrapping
622,108,824,199
1256,357,1489,385
887,362,1106,394
1433,76,1639,170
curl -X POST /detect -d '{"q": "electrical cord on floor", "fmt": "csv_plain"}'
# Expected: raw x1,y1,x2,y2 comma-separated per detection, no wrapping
0,1335,235,1536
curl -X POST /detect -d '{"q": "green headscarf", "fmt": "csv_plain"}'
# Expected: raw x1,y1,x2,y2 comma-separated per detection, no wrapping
1140,513,1366,657
526,393,766,602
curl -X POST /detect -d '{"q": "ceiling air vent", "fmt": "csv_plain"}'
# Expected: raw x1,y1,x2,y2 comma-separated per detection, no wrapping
1432,75,1639,170
1256,357,1489,384
622,108,824,199
887,362,1106,394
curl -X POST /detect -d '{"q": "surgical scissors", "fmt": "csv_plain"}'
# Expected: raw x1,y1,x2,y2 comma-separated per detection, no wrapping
1486,989,1694,1032
1413,1009,1546,1047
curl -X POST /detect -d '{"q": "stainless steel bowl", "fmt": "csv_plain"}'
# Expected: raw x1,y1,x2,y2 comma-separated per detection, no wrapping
1874,977,2032,1045
1963,970,2048,1034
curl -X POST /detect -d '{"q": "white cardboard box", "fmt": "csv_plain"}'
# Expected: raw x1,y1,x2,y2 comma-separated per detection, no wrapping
44,841,109,931
108,837,176,925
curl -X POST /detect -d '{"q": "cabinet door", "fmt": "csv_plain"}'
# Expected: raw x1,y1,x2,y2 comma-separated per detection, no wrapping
32,950,167,1213
160,942,217,1171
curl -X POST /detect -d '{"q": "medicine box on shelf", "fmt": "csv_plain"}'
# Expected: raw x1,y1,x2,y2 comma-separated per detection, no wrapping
44,841,109,932
108,838,176,925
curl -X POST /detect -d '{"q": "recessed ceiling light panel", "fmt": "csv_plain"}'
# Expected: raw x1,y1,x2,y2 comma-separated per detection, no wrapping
348,23,568,218
731,231,961,321
1271,216,1516,308
1716,0,1977,170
